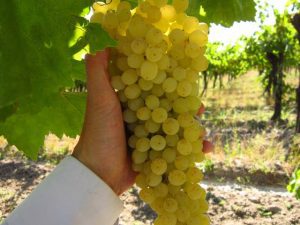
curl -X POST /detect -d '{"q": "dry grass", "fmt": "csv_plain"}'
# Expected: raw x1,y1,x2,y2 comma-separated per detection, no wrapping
200,71,299,174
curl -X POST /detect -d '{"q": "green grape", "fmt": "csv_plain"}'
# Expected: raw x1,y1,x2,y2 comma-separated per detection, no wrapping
146,27,164,45
166,134,179,147
162,147,177,163
169,29,186,44
151,197,166,215
128,97,144,111
145,95,160,110
168,170,186,186
160,5,176,22
124,84,141,99
146,46,163,62
173,98,189,113
159,98,172,112
186,96,202,111
187,214,210,225
132,163,143,172
191,55,209,72
178,56,192,68
94,2,210,223
138,78,154,91
117,0,131,11
117,90,128,103
152,0,168,7
134,124,149,137
127,54,144,68
186,69,199,82
172,67,186,81
116,56,129,71
142,161,152,174
185,42,202,58
177,80,192,97
152,84,165,97
184,183,206,200
154,213,177,225
189,30,208,47
123,109,138,123
193,152,205,163
169,44,185,60
135,173,147,188
147,172,162,187
162,118,180,135
176,139,193,156
157,55,170,70
174,155,190,170
183,124,205,142
145,119,161,133
111,75,125,90
150,135,166,151
177,113,194,128
176,206,191,222
132,149,148,164
149,150,163,160
121,69,138,85
199,22,209,33
128,135,138,148
136,137,151,152
141,60,159,80
146,5,162,23
131,38,147,54
165,91,179,101
162,78,178,93
168,183,181,195
183,16,199,33
90,12,104,24
139,187,156,204
166,57,178,73
186,167,204,183
172,0,189,12
163,197,178,213
153,71,167,84
155,38,169,53
117,6,131,22
128,15,148,38
191,139,203,153
154,182,169,197
151,158,168,175
103,10,119,30
152,107,168,123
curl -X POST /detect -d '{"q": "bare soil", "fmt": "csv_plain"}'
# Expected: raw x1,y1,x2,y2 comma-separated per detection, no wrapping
0,159,299,225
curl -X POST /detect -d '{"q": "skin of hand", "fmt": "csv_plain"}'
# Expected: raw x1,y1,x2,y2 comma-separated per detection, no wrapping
72,50,213,195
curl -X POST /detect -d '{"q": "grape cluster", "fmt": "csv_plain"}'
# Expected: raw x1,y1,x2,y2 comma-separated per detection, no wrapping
91,0,209,224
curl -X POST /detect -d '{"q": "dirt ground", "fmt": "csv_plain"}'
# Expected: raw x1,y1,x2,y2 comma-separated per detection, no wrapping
0,159,299,225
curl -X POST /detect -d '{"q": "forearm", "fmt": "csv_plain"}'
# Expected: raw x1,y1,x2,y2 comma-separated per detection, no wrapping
2,156,123,225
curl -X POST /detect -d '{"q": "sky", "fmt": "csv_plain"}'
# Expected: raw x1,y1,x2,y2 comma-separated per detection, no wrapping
209,0,289,44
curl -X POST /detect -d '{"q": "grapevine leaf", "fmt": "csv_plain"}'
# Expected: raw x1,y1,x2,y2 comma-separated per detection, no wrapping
86,23,118,54
0,94,85,160
199,0,256,27
186,0,201,19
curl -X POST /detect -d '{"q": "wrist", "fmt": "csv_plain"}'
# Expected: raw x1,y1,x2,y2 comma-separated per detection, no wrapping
72,145,121,195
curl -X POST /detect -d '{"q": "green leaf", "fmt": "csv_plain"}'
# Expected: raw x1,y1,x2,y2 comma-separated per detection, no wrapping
186,0,201,19
0,94,85,160
199,0,256,27
86,23,118,53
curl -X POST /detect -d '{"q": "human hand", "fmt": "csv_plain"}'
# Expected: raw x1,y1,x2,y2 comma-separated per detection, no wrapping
72,50,136,195
72,50,213,195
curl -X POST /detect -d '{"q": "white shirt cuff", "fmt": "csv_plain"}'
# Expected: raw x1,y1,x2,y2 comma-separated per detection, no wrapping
4,156,123,225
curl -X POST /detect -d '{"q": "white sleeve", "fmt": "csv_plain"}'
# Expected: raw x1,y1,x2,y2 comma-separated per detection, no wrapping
2,156,123,225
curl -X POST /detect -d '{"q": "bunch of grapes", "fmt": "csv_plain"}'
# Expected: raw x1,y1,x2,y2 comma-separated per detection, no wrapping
91,0,209,224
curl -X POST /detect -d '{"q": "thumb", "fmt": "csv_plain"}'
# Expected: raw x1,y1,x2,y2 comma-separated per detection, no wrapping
85,50,112,106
